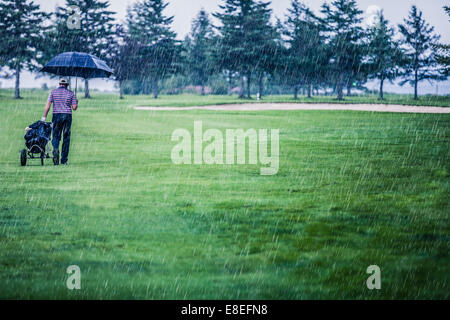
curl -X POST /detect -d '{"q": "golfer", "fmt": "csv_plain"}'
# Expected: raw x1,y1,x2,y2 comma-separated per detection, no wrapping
42,78,78,165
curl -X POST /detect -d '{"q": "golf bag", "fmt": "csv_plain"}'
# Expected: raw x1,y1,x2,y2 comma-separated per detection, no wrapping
24,121,52,154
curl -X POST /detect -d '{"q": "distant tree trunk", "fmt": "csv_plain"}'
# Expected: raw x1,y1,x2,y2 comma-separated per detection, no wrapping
307,83,312,98
141,81,146,95
153,77,159,99
247,72,251,99
228,71,233,96
84,79,90,99
239,76,245,99
119,80,124,99
337,73,344,100
414,68,418,100
346,83,352,97
14,65,21,99
257,74,263,100
142,79,150,95
379,75,384,100
293,85,299,99
73,77,78,97
201,81,205,96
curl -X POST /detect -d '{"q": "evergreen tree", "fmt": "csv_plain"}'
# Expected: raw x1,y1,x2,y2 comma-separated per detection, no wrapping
250,5,280,99
321,0,364,100
0,6,7,67
433,6,449,77
367,12,404,100
109,24,141,99
398,5,444,100
214,0,276,99
253,40,281,100
43,0,116,98
185,9,215,96
0,0,49,99
127,0,180,99
209,30,237,96
281,0,328,99
345,40,369,97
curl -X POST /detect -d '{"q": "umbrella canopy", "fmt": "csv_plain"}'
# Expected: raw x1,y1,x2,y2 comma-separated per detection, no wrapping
40,52,113,79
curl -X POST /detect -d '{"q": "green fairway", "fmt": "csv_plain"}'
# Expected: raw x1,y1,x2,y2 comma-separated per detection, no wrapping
0,90,449,299
1,89,450,107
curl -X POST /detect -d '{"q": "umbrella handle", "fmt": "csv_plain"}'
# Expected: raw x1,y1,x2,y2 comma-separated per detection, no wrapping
75,77,77,97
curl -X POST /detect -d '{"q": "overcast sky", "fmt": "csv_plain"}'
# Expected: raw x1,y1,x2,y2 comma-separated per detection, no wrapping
3,0,450,94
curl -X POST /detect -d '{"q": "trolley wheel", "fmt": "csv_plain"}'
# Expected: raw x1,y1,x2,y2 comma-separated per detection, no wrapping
40,152,45,166
20,149,27,166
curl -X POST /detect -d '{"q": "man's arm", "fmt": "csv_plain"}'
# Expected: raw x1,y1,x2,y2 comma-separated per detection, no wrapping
42,101,51,121
72,94,78,111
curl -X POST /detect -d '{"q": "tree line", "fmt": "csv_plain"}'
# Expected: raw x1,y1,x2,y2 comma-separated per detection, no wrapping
0,0,448,100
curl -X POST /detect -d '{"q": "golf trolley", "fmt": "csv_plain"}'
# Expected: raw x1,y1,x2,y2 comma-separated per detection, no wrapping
20,121,53,167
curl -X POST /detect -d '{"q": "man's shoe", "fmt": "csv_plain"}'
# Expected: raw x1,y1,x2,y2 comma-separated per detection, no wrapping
53,151,59,166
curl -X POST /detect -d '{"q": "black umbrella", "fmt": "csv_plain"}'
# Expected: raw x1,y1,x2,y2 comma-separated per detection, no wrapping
40,52,113,96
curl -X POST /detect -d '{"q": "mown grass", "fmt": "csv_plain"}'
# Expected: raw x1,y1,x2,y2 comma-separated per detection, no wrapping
133,92,450,107
0,89,449,299
1,88,449,107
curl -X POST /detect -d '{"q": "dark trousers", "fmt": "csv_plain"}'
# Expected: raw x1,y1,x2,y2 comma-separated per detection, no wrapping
52,113,72,164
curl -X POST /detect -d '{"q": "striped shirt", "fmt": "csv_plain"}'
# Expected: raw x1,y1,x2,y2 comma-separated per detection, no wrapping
48,86,78,114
